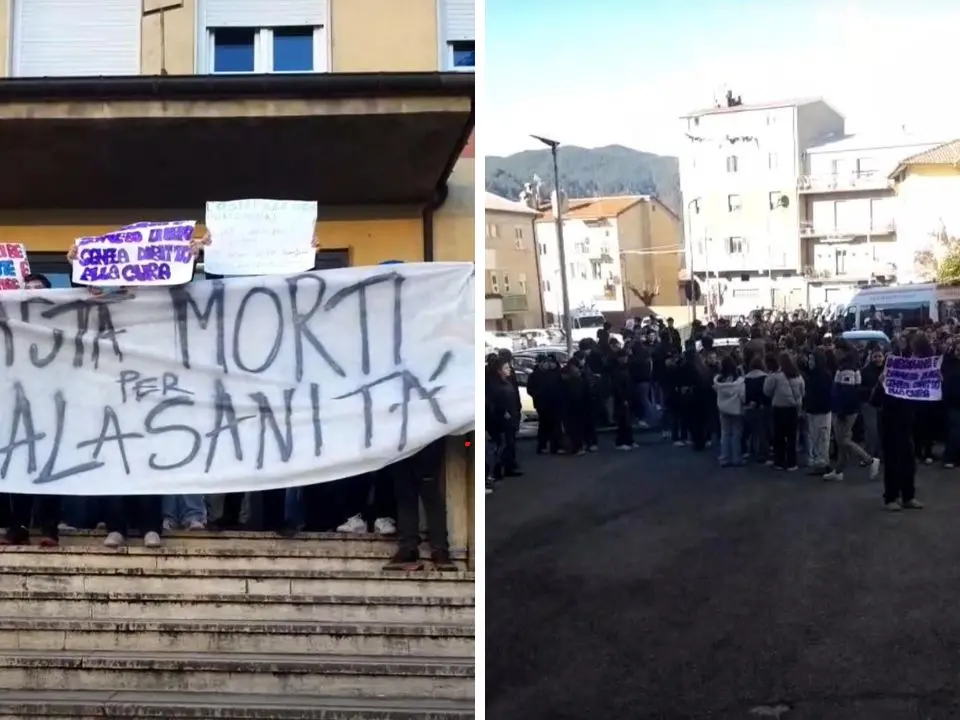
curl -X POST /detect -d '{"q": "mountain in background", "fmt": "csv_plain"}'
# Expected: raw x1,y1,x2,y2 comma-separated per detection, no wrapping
485,144,682,214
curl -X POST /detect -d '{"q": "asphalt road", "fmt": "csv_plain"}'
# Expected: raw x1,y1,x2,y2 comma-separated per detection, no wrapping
486,438,960,720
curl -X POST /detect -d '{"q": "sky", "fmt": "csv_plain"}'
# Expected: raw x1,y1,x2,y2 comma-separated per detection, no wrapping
484,0,960,157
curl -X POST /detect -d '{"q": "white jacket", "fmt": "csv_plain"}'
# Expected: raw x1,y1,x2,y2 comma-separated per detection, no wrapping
714,375,746,416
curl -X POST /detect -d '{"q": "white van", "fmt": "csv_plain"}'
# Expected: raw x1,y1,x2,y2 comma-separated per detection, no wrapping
843,284,938,328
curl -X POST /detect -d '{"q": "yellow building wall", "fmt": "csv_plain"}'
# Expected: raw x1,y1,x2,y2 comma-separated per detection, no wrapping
648,202,683,305
0,211,423,266
894,165,960,281
331,0,438,72
433,157,475,262
0,0,441,77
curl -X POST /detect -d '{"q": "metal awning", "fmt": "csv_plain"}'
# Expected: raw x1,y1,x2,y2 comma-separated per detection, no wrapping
0,72,474,209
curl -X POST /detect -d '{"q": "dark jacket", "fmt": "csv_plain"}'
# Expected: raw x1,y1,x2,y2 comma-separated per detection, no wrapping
942,356,960,410
804,367,833,415
486,375,518,437
831,356,862,416
743,369,769,407
629,348,653,383
528,367,564,413
860,362,883,403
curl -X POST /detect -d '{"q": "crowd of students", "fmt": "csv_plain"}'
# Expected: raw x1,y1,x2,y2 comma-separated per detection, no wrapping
490,312,958,511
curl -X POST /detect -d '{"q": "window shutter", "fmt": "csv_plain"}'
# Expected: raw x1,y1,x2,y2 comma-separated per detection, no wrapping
441,0,475,42
200,0,327,28
12,0,140,77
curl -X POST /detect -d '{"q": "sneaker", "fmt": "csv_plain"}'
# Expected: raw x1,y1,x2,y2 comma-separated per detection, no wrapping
162,518,176,531
588,445,599,452
869,458,881,480
431,549,459,572
786,466,799,472
884,501,903,512
374,517,397,535
945,463,955,469
903,499,924,510
637,421,650,430
673,441,685,447
615,445,632,451
186,520,206,531
336,514,367,534
925,457,934,465
143,531,163,548
575,449,586,456
37,536,58,548
485,478,494,495
95,522,107,531
764,460,775,466
823,471,843,482
56,522,76,533
383,549,423,572
103,531,125,548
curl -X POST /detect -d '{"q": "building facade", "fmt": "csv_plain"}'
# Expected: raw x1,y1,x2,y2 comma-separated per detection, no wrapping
0,0,476,558
801,133,944,304
484,192,543,330
890,139,960,282
536,196,682,320
679,98,844,313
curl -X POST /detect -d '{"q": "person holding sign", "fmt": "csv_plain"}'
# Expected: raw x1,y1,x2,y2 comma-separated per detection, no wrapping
874,334,936,511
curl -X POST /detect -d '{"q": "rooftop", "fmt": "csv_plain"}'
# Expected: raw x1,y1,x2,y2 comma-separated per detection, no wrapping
681,97,838,120
538,195,666,222
806,131,949,154
484,191,537,215
890,139,960,179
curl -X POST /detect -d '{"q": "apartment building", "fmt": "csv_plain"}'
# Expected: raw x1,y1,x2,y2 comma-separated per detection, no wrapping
536,196,682,320
484,192,543,330
889,139,960,282
801,132,944,304
680,98,844,314
0,0,475,281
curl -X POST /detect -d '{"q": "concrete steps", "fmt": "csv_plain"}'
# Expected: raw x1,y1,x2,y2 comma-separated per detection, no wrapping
0,532,475,718
0,690,473,719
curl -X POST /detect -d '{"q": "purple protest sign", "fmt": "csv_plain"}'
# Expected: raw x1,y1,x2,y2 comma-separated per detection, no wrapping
71,221,197,287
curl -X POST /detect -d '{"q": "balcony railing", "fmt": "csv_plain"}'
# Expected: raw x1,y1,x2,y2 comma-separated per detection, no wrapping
501,293,529,313
800,220,896,237
798,171,894,193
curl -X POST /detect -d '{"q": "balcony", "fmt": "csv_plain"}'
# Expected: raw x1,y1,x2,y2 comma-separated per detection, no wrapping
798,171,894,194
502,294,529,313
800,220,896,238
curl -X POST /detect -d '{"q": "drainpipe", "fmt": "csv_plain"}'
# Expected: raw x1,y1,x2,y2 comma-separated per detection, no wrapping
421,183,449,262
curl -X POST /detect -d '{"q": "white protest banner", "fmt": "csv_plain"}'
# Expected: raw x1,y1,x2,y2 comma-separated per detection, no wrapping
204,199,317,276
0,262,475,495
71,221,197,287
0,243,30,290
883,355,943,401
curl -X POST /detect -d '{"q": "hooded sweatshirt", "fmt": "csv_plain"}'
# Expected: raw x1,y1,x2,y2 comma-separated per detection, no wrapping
744,369,768,407
763,371,805,408
831,355,862,416
714,374,746,415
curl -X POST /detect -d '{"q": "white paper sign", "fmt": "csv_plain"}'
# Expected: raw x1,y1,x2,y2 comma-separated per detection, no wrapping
71,221,197,287
0,262,475,495
204,199,317,276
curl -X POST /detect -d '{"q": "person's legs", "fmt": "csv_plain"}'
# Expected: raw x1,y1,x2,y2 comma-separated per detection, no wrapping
771,408,787,468
947,408,960,466
719,413,732,465
180,495,207,527
729,415,744,465
385,457,423,569
861,403,881,458
35,495,61,545
501,425,521,474
334,474,374,533
784,409,798,468
4,495,32,544
161,496,178,529
840,414,874,465
635,382,651,425
832,414,852,472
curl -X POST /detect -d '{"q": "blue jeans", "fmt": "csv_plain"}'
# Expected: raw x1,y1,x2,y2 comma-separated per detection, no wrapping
719,413,744,466
162,494,207,525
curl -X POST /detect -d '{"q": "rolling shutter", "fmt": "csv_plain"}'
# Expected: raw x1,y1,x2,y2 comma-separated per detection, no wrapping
200,0,327,28
12,0,140,77
441,0,475,42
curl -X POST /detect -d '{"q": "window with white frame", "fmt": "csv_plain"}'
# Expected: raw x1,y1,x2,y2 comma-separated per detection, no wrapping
440,0,475,71
514,226,524,239
518,273,527,294
539,242,547,255
727,194,742,212
209,26,327,73
503,273,511,292
447,40,475,71
543,279,551,292
199,0,329,74
490,272,499,293
487,223,499,238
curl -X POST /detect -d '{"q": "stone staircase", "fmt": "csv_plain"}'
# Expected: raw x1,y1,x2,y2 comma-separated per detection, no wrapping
0,530,475,719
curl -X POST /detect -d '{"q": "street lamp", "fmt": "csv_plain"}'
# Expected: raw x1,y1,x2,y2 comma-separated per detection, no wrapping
532,134,573,355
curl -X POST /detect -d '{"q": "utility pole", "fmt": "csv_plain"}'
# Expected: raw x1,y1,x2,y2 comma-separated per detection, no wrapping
685,198,698,324
533,135,573,355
